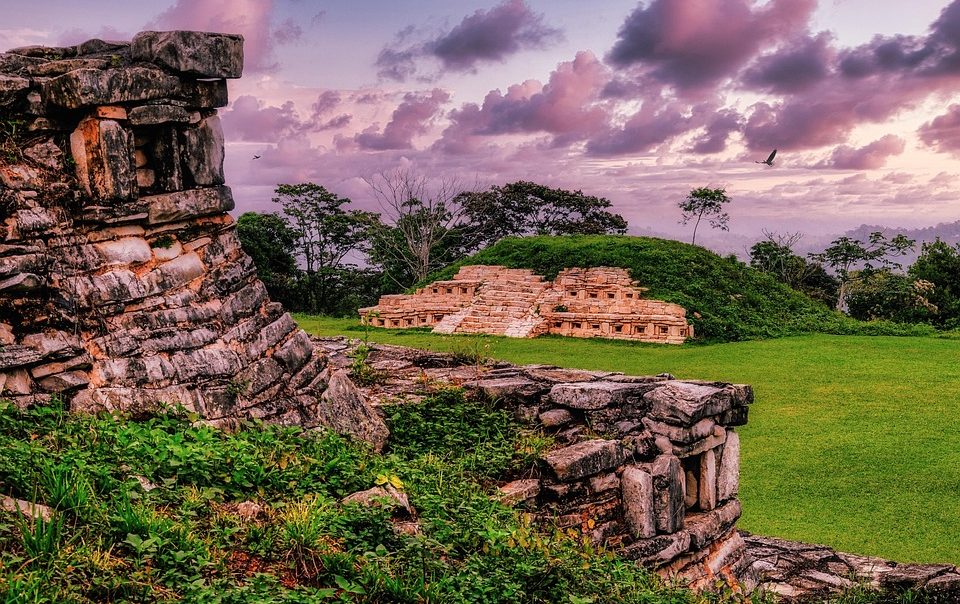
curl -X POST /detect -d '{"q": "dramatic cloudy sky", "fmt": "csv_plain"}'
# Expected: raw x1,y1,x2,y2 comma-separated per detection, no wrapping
6,0,960,248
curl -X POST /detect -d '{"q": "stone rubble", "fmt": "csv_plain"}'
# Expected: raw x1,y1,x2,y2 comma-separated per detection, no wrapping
360,265,693,344
0,32,385,449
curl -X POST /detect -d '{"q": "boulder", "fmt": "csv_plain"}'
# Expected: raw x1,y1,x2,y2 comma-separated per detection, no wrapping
131,31,243,78
181,115,225,185
315,370,389,452
44,67,182,109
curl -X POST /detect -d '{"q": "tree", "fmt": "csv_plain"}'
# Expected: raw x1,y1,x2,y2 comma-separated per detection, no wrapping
809,231,915,311
679,187,730,245
456,181,627,251
236,212,298,280
909,238,960,327
749,231,839,307
845,269,936,323
364,170,473,288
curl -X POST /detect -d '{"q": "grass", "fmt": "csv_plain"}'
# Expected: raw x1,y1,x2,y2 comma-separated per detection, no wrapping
299,315,960,565
1,392,766,603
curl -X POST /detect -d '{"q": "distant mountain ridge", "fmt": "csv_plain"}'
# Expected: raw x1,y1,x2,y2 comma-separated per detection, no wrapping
841,221,960,268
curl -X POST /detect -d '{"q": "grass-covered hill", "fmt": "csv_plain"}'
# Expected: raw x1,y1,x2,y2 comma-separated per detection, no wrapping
428,235,933,342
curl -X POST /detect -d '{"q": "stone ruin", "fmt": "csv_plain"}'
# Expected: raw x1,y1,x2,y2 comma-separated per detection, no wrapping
360,265,694,344
0,31,387,449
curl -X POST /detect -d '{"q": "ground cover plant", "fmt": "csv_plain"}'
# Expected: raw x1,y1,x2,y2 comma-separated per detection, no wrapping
424,235,934,342
0,394,774,603
299,316,960,565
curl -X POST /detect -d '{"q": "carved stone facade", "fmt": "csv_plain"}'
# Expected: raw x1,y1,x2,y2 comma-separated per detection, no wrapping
0,32,387,449
360,265,694,344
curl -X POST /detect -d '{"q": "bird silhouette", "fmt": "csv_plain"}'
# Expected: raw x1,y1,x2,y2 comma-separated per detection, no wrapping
252,154,261,160
755,149,776,166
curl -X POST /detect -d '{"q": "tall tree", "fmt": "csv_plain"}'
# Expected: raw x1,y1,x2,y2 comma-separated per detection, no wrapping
809,231,915,311
909,238,960,326
456,181,628,250
749,231,839,307
679,187,730,245
364,170,472,288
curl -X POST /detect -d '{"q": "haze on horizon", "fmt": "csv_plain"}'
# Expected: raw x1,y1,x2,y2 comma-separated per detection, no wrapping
5,0,960,250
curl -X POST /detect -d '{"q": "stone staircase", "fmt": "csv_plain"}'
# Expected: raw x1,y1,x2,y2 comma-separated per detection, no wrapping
432,308,470,334
452,274,550,337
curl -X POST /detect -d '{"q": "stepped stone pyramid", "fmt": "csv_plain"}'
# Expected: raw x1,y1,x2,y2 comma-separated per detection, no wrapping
361,265,694,344
0,31,386,449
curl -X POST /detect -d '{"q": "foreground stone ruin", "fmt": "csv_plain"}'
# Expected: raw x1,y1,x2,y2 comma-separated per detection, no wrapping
0,32,386,448
360,265,693,344
318,337,960,601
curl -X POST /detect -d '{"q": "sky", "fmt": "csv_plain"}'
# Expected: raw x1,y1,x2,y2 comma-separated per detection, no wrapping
5,0,960,251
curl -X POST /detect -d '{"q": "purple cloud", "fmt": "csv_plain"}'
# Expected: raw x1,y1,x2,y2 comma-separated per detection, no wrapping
586,101,697,156
822,135,906,169
919,105,960,155
376,0,562,82
689,109,742,154
221,95,304,142
606,0,816,93
352,89,451,150
742,32,833,94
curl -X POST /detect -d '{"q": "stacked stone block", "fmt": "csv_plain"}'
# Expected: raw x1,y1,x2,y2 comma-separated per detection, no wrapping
0,32,386,449
361,265,693,343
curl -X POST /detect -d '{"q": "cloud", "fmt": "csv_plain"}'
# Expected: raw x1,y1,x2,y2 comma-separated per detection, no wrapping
220,95,305,142
148,0,302,72
351,89,451,150
434,51,610,152
606,0,816,93
821,135,906,169
918,104,960,155
742,32,833,94
376,0,562,81
689,109,742,154
586,100,698,156
57,26,131,46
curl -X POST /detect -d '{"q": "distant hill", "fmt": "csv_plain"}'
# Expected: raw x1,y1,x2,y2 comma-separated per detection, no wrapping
841,221,960,268
427,235,932,342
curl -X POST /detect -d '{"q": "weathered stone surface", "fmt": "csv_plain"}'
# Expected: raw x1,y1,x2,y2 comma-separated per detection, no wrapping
621,531,691,565
316,370,389,452
622,466,656,538
543,439,626,482
22,331,81,358
498,479,541,505
93,237,152,265
145,185,234,224
717,430,740,502
149,127,183,191
539,407,573,427
184,78,228,108
0,74,30,106
45,67,182,109
341,484,413,516
70,117,136,201
647,454,684,533
38,370,89,392
698,448,718,511
0,272,42,293
1,496,53,521
0,164,41,189
131,31,244,78
645,381,732,425
181,115,225,185
128,104,192,125
643,417,716,445
1,369,33,395
550,381,653,410
685,500,741,551
462,376,544,401
23,139,64,170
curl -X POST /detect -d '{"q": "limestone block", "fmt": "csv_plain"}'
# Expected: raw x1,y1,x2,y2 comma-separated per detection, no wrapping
684,500,741,550
171,348,242,381
0,273,42,293
23,140,64,170
1,369,33,395
145,186,234,225
315,369,389,452
181,116,225,186
94,106,128,120
93,237,152,265
45,67,182,109
699,448,718,511
152,239,183,261
136,168,155,188
684,469,698,509
462,377,544,402
642,417,717,445
644,381,732,424
221,281,268,324
273,331,314,373
0,74,30,107
1,496,53,521
13,208,57,234
184,79,229,108
717,430,740,502
243,313,296,361
38,370,89,393
71,385,203,415
622,466,656,538
128,104,191,125
549,381,655,410
539,408,573,427
647,454,684,533
620,531,691,565
589,472,619,493
542,439,627,482
0,323,14,346
97,356,177,386
131,31,244,78
29,354,92,379
498,479,541,505
70,117,136,201
0,164,41,190
22,331,81,359
149,127,183,191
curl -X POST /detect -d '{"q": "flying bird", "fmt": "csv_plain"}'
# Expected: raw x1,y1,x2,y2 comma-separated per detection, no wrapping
755,149,776,166
252,154,261,160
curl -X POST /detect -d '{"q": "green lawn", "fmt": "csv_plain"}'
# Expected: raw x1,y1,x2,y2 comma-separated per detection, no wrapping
298,315,960,565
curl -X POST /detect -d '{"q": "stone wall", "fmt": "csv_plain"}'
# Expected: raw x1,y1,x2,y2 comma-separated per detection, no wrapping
318,338,753,589
361,265,694,344
0,32,386,449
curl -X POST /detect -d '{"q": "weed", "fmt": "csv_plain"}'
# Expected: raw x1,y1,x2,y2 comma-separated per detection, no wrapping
150,234,176,249
349,342,382,386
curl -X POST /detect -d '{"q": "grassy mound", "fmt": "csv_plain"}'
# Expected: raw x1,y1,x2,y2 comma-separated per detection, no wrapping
428,235,933,342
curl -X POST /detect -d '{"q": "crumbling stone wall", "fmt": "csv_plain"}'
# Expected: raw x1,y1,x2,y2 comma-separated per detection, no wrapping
361,265,693,344
319,338,753,588
0,32,386,450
